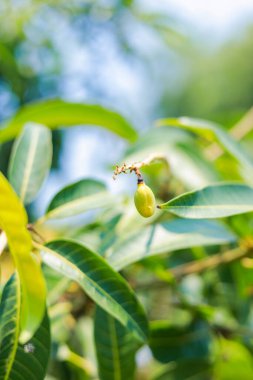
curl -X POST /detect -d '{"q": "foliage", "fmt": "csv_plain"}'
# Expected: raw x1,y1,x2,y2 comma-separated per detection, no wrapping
1,2,253,380
1,101,253,380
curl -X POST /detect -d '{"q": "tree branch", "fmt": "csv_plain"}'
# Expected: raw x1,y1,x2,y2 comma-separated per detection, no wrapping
171,246,249,278
136,245,253,290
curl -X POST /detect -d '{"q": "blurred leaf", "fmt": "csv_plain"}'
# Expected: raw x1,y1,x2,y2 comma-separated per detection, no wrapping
0,99,138,143
50,302,74,344
74,316,98,377
43,266,70,306
149,319,211,363
94,306,140,380
36,239,149,342
125,127,219,188
0,42,23,97
153,359,212,380
157,117,253,180
43,179,114,221
214,338,253,380
0,274,50,380
8,123,52,204
57,344,94,379
231,261,253,298
98,214,123,256
134,12,187,48
0,172,46,342
108,219,236,270
159,183,253,218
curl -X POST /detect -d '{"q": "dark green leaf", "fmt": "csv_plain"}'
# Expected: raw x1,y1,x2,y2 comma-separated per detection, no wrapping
0,274,51,380
0,42,23,97
37,240,148,342
94,306,140,380
149,319,211,364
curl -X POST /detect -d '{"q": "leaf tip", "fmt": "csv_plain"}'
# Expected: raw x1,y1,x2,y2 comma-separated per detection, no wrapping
19,330,32,344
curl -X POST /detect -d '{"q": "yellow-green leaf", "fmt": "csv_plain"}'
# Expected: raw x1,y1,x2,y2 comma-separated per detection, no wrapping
0,172,46,342
0,99,138,143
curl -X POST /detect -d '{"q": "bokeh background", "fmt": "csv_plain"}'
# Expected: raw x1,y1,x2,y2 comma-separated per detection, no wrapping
1,0,253,212
2,2,253,380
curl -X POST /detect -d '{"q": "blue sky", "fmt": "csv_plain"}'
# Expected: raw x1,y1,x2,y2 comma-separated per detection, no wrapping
35,0,253,216
142,0,253,40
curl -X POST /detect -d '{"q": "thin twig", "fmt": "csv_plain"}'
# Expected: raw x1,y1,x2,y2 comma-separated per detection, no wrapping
136,245,253,290
231,107,253,140
205,106,253,161
27,224,45,243
171,246,249,278
113,154,169,180
57,345,96,377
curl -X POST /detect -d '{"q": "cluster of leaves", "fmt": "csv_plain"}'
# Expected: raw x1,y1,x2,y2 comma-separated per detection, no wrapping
1,99,253,380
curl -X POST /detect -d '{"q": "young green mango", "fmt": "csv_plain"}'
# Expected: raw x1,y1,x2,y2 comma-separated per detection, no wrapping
134,180,156,218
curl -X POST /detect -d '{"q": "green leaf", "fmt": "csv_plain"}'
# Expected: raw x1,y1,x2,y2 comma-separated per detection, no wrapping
36,239,148,342
8,123,52,204
43,179,114,221
125,127,219,188
0,274,51,380
214,339,253,380
94,306,139,380
108,219,236,271
157,117,253,177
0,99,137,143
149,319,211,364
0,42,23,97
0,172,46,342
158,183,253,219
153,359,212,380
